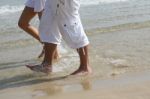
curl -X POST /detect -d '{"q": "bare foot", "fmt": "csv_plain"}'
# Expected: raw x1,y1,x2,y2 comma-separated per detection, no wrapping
26,63,52,74
71,66,92,75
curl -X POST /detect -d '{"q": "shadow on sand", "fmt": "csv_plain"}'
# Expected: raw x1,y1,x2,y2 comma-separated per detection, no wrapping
0,74,68,90
0,59,37,70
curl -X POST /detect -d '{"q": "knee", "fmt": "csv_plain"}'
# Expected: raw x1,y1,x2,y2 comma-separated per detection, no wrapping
18,20,28,29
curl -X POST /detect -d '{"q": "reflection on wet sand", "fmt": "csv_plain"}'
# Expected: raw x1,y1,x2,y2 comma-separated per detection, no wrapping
32,84,63,97
31,77,93,97
80,79,92,91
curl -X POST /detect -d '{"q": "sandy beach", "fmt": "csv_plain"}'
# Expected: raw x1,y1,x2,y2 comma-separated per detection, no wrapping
1,26,150,99
1,0,150,99
0,70,150,99
1,27,150,99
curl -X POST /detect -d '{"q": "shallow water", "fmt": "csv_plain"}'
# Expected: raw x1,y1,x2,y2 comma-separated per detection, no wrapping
0,0,150,89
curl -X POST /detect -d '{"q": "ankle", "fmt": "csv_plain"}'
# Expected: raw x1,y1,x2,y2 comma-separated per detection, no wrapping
42,61,52,67
79,65,90,70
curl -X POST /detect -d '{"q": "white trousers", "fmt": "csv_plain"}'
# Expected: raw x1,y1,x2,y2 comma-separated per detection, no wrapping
39,0,89,49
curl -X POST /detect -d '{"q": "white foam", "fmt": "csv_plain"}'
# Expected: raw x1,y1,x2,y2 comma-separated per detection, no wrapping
0,0,130,15
81,0,129,6
110,59,127,66
0,5,23,15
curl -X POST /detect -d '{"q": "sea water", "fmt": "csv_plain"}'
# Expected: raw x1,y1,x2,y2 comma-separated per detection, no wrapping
0,0,150,86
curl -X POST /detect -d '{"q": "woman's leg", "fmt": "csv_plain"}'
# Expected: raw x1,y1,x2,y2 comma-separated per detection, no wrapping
18,7,59,59
38,11,43,20
18,6,41,42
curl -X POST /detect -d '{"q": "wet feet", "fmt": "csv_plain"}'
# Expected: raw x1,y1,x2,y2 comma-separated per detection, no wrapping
26,63,52,74
71,66,92,76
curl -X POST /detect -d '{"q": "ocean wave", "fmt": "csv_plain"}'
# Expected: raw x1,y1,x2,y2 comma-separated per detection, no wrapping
81,0,129,6
86,20,150,34
0,0,129,15
0,5,23,15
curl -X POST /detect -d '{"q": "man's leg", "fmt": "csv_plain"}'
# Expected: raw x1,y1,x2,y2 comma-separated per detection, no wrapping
39,43,57,73
71,45,92,75
37,11,60,59
26,43,57,73
43,43,57,65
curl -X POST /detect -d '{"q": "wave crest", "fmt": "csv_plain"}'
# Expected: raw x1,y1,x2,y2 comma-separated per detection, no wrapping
81,0,129,6
0,5,23,15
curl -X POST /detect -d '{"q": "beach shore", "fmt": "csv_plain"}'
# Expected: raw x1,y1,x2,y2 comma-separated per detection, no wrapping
0,70,150,99
1,0,150,99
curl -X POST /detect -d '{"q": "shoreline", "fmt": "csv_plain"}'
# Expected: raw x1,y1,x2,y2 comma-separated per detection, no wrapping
0,70,150,99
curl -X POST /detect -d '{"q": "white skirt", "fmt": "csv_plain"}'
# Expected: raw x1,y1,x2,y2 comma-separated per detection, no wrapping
25,0,46,12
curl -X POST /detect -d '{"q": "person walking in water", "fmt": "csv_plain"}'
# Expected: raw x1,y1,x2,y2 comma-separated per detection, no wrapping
18,0,59,59
26,0,92,75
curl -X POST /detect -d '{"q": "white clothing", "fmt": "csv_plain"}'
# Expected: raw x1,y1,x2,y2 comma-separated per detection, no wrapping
25,0,46,12
39,0,89,49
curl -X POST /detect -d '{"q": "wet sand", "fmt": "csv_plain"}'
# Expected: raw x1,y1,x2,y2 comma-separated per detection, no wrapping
1,0,150,98
1,27,150,99
0,70,150,99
